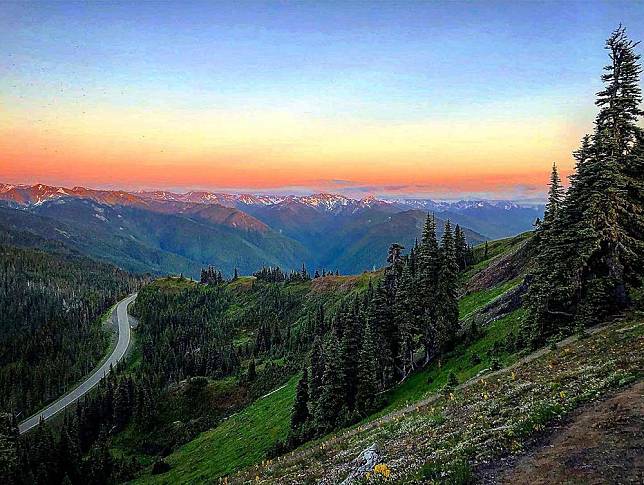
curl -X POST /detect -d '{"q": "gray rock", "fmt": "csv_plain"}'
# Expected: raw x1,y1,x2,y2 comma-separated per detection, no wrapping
340,443,381,484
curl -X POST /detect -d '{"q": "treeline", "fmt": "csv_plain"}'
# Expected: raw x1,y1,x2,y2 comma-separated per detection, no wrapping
252,265,340,283
0,244,144,417
285,219,470,446
523,26,643,346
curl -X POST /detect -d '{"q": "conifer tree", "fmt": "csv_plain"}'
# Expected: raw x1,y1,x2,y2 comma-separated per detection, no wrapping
436,220,459,361
290,367,310,431
369,282,396,386
453,224,468,270
524,26,643,345
314,333,344,432
339,305,360,410
356,318,378,415
417,214,440,362
307,336,324,418
543,162,565,227
394,261,416,375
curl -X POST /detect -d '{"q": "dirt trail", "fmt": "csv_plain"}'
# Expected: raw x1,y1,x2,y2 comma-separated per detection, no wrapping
477,380,643,484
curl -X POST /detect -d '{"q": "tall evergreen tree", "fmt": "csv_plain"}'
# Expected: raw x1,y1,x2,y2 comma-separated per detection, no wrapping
290,367,310,431
395,261,416,375
314,333,344,432
339,305,361,410
524,26,643,345
306,334,324,429
453,224,468,271
417,214,440,362
542,162,565,228
356,318,378,415
436,220,459,360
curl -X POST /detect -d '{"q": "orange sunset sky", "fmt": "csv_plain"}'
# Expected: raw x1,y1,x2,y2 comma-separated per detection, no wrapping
2,1,643,200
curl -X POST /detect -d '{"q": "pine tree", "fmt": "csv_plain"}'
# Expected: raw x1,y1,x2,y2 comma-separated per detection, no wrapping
307,336,324,419
436,220,459,360
369,282,396,386
394,261,416,375
543,162,565,227
524,26,643,345
339,305,360,410
453,224,468,270
314,333,344,432
417,214,440,363
356,318,378,415
290,367,310,431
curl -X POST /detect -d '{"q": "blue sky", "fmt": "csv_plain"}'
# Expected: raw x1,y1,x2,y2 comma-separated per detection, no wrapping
1,1,643,199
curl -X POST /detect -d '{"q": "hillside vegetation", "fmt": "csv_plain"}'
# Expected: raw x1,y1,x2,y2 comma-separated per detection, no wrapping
0,242,144,418
240,314,642,483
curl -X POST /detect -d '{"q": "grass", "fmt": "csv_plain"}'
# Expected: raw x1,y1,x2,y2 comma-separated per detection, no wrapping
134,375,299,484
380,309,524,415
458,278,521,318
462,231,532,281
129,269,523,481
246,315,643,484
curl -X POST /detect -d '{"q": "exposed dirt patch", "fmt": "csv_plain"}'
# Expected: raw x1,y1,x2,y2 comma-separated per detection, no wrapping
477,380,644,484
465,238,534,294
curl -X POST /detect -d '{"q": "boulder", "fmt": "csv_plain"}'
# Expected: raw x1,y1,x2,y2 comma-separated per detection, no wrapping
340,443,381,484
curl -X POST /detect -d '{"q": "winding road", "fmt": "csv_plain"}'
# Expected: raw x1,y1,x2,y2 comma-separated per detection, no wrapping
18,293,137,434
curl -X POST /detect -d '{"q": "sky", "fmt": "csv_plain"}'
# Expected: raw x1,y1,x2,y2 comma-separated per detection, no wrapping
1,1,643,200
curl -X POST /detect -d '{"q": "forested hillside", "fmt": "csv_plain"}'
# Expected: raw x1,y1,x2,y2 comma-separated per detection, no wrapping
0,243,145,418
0,24,641,485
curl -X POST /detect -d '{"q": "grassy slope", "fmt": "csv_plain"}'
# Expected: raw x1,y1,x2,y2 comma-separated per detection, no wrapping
124,273,381,481
458,278,521,318
134,376,298,483
461,231,532,282
132,239,526,483
245,315,643,483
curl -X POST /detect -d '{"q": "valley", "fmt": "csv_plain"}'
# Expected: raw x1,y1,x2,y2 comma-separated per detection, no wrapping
1,8,642,485
0,183,538,277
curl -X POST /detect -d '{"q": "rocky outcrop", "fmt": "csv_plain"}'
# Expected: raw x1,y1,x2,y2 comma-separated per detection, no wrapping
340,443,381,484
473,276,531,325
465,237,535,294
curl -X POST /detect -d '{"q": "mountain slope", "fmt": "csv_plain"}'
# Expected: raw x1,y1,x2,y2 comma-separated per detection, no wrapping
235,316,641,484
0,199,311,278
1,183,537,276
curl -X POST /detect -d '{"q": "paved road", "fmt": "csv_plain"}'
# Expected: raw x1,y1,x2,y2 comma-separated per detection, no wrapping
18,293,137,434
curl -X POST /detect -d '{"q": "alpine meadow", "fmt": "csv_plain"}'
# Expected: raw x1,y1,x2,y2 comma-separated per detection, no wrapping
0,2,642,485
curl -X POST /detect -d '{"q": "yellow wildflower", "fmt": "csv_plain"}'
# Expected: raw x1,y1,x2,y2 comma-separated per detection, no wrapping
374,463,391,478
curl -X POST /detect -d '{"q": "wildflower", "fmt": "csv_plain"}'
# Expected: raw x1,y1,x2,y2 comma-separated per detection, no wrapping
559,391,566,399
365,472,372,480
511,371,516,380
374,463,391,478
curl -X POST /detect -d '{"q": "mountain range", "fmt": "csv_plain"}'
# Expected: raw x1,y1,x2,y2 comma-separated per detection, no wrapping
0,183,542,277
